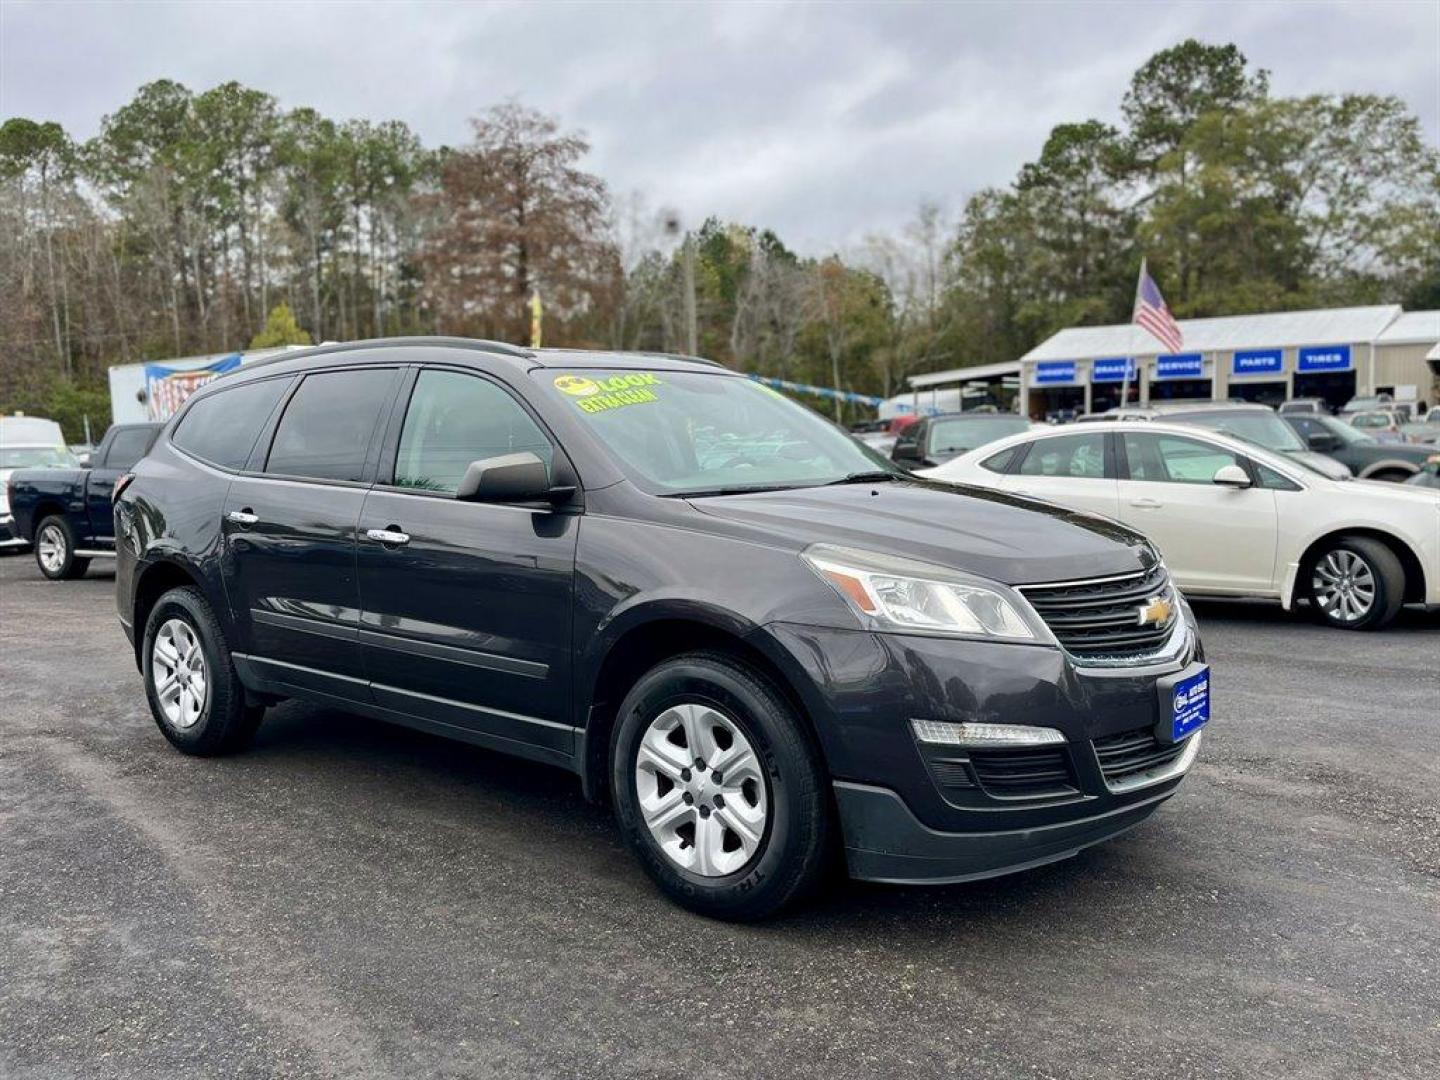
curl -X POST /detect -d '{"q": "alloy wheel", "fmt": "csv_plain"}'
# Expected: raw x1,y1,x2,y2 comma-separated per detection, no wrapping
152,618,209,729
1312,550,1376,623
37,524,65,574
635,702,769,877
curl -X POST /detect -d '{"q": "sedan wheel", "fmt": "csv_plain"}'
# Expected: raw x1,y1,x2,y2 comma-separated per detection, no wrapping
1308,537,1405,631
1311,550,1375,624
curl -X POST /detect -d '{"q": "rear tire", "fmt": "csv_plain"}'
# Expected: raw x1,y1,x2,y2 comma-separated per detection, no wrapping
610,651,830,921
1308,536,1405,631
142,585,264,755
34,515,89,580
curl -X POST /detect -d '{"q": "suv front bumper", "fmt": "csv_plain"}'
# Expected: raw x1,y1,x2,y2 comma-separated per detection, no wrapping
764,617,1207,884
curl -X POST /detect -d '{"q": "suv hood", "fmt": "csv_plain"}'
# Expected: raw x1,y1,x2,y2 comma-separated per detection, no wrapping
686,479,1154,586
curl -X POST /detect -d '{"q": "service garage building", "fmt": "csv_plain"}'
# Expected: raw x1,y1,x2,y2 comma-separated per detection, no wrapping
1018,305,1438,420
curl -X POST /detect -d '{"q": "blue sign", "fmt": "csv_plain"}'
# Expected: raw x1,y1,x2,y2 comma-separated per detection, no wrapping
1297,344,1352,374
1091,357,1136,383
1170,667,1210,742
1154,353,1204,379
1033,361,1078,385
1232,348,1283,376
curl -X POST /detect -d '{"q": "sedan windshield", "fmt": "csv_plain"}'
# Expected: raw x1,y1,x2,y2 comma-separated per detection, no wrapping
0,446,79,469
1172,410,1306,453
538,369,892,495
927,416,1031,456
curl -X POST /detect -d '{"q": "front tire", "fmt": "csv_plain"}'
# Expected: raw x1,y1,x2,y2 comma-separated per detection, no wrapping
34,516,89,580
142,586,264,755
1308,536,1405,630
610,651,830,920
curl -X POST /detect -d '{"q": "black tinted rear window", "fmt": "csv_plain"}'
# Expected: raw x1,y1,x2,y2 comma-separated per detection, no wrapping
103,427,157,470
172,378,292,470
265,368,395,482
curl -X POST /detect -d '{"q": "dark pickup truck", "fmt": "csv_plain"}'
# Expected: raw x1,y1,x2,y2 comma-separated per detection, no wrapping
7,422,161,579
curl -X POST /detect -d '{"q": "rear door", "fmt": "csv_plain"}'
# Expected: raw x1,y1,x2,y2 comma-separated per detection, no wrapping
1116,431,1279,594
86,426,156,542
221,366,401,697
999,430,1120,518
355,366,579,764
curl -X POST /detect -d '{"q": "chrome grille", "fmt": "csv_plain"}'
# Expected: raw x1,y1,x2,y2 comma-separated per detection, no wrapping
1018,564,1177,660
1093,726,1188,785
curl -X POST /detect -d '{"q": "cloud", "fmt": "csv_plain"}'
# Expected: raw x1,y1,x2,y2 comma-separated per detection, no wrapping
2,0,1435,253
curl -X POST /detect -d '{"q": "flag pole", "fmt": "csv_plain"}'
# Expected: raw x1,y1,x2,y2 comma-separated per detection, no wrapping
1124,258,1145,410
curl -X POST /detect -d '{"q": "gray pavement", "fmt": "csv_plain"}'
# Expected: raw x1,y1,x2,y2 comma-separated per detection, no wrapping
1,552,1437,1079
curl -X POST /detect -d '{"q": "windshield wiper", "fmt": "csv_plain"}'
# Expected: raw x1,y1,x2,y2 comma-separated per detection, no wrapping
824,470,900,486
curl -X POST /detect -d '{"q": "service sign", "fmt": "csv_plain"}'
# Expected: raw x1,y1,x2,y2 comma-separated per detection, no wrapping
1297,344,1352,373
1231,348,1283,376
1090,357,1136,383
1033,361,1078,386
1155,353,1204,379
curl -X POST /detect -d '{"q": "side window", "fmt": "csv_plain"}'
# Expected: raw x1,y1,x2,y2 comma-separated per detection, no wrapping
1017,433,1107,478
1125,433,1242,484
1256,464,1301,491
172,378,292,470
102,427,155,470
394,370,553,494
1291,417,1319,437
266,369,395,482
980,445,1019,474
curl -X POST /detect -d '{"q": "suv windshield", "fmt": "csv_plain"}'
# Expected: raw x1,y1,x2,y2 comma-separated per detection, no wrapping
0,446,79,469
539,369,890,495
1312,414,1375,445
1171,410,1306,453
927,416,1030,456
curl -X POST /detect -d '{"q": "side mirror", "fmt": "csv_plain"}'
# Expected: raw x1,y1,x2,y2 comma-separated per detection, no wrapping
1306,432,1339,451
78,453,93,468
891,441,921,462
1212,464,1252,489
456,452,574,505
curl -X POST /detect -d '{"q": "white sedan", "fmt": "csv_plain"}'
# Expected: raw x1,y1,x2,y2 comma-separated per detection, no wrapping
919,421,1440,631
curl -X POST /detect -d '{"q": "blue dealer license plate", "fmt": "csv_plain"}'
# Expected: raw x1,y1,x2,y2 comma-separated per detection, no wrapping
1162,665,1210,743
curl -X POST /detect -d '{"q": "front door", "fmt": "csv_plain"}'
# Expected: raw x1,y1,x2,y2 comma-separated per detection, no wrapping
355,367,579,763
221,366,401,696
1116,431,1279,594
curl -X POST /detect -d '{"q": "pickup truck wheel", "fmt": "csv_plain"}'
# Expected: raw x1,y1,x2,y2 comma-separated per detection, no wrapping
1308,536,1405,631
610,651,830,921
34,516,89,580
143,586,264,756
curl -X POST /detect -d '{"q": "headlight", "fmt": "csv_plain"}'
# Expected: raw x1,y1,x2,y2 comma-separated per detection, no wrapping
802,544,1040,640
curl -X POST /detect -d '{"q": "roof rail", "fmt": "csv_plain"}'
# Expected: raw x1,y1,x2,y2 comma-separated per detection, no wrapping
238,336,534,372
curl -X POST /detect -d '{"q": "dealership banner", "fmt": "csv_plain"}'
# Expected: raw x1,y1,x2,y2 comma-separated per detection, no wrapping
1154,353,1204,379
144,354,242,420
1091,357,1137,383
1033,361,1079,385
748,375,885,407
1232,348,1283,376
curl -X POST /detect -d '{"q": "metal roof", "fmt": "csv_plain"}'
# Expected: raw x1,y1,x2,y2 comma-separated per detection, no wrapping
1376,310,1440,345
1020,305,1403,363
908,361,1021,388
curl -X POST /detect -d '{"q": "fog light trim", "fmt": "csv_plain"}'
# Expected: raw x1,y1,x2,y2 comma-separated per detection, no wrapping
910,719,1066,748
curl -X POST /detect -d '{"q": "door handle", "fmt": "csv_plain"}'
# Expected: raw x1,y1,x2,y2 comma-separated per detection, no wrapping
1128,498,1163,510
365,527,410,546
226,509,259,526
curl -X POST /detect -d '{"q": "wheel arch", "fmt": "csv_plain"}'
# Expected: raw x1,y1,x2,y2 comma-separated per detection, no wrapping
1356,459,1420,480
1293,528,1428,606
28,500,69,540
576,606,830,804
130,556,219,669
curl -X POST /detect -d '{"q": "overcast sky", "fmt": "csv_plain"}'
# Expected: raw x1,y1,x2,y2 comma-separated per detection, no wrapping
2,0,1437,252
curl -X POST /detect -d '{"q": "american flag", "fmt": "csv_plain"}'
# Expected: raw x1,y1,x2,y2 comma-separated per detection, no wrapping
1133,260,1183,354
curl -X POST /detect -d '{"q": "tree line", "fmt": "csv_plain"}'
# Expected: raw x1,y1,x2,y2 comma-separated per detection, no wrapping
2,40,1436,438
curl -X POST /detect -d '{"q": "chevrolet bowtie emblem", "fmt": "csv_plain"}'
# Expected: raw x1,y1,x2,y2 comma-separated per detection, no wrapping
1137,595,1173,627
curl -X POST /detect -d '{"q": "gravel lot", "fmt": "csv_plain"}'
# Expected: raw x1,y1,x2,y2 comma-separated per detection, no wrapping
2,552,1437,1080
